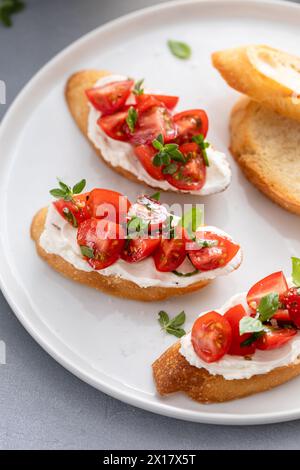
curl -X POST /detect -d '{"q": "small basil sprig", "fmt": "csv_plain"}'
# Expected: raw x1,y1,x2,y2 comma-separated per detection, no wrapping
192,134,210,167
167,39,191,60
0,0,25,27
152,134,185,172
292,257,300,287
133,78,144,96
50,178,86,201
239,292,279,336
158,310,186,338
126,106,138,133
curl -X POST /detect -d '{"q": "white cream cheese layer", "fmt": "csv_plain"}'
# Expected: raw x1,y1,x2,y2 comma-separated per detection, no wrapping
180,289,300,380
87,74,231,196
39,204,241,289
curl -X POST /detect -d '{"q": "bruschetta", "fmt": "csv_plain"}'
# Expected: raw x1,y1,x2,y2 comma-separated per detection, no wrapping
65,71,231,196
153,259,300,403
31,179,242,301
212,45,300,215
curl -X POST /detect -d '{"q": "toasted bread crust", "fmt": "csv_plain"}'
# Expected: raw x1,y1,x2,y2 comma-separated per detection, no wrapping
30,208,211,301
152,342,300,403
65,71,175,191
230,97,300,215
212,45,300,122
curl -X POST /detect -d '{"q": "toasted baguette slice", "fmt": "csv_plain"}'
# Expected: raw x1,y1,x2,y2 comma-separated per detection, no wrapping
212,45,300,122
31,207,211,302
230,97,300,215
153,342,300,403
66,70,164,189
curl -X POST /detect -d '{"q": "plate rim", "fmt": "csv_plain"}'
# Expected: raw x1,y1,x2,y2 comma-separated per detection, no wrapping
1,0,300,425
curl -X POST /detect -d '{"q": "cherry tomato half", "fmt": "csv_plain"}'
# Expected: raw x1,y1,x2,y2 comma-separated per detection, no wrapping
153,227,188,272
136,93,179,111
98,110,129,141
128,105,177,145
87,188,131,225
174,109,209,143
224,304,256,356
121,237,160,263
134,145,164,180
246,271,288,311
256,327,297,350
54,192,90,228
188,230,240,271
191,311,232,363
165,142,206,191
86,79,133,115
77,218,125,270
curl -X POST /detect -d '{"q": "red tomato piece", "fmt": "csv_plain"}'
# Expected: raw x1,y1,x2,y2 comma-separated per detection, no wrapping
165,142,206,191
256,327,297,350
191,311,232,363
77,218,125,270
174,109,209,143
153,227,187,272
188,230,240,271
121,237,160,263
281,287,300,328
272,309,292,323
224,305,256,356
86,80,133,115
54,192,90,228
134,145,165,180
128,105,177,145
246,271,288,311
98,110,129,141
87,188,131,225
136,93,178,111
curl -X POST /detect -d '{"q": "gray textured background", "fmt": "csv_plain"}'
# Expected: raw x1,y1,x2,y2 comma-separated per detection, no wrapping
1,0,300,450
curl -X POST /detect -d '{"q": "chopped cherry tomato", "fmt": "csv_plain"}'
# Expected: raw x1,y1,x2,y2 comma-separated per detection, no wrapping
191,311,232,363
246,271,288,311
165,142,206,191
134,145,164,180
128,195,169,234
281,287,300,328
98,110,129,141
136,93,178,111
256,327,297,350
174,109,209,143
77,218,125,270
188,230,240,271
54,192,90,228
224,305,256,356
87,188,131,225
86,80,133,115
128,105,177,145
153,226,188,272
272,309,292,323
121,237,160,263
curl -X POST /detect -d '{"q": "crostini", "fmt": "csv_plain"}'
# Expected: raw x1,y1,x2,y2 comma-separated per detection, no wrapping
66,71,231,196
212,45,300,215
153,259,300,403
31,179,241,301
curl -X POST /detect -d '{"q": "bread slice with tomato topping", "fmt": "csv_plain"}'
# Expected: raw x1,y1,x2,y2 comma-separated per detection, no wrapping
31,207,212,302
153,341,300,404
212,45,300,215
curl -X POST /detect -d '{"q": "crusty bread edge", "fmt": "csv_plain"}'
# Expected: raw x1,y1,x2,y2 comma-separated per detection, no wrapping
30,207,214,301
152,341,300,403
229,97,300,215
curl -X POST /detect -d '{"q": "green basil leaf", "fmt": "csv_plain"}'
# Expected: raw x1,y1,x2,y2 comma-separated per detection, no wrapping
257,292,279,322
80,245,94,259
166,327,186,338
126,106,138,133
49,188,67,198
72,179,86,194
150,191,161,201
168,39,191,60
239,316,264,335
162,163,178,175
158,310,169,328
172,269,199,277
169,310,186,328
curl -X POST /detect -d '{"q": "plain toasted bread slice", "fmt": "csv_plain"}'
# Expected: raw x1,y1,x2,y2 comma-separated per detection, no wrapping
212,45,300,122
31,207,212,302
66,70,171,190
230,97,300,215
152,341,300,404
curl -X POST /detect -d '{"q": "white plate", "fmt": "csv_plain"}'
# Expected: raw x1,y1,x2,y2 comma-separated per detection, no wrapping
0,0,300,425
